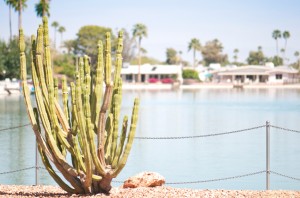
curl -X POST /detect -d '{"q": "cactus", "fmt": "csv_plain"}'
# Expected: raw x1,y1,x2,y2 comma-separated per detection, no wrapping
19,17,139,194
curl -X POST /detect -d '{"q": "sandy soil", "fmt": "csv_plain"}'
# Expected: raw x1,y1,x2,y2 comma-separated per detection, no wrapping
0,185,300,198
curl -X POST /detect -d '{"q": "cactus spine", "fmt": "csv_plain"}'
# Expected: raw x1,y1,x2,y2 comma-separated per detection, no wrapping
19,17,139,194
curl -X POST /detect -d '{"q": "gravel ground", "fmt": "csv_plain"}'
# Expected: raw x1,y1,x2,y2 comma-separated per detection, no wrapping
0,185,300,197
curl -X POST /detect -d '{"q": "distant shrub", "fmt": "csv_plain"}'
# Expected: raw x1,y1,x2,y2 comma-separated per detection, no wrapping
182,69,199,80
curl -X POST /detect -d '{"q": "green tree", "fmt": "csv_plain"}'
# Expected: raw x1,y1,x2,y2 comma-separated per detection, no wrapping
8,0,27,29
0,36,31,79
53,53,75,78
76,25,114,64
270,56,283,66
51,21,59,48
188,38,201,68
3,0,13,41
58,26,66,47
63,39,77,54
282,31,290,61
201,39,227,66
166,48,178,64
233,48,239,63
272,29,281,57
0,40,6,78
132,23,148,83
247,50,265,65
35,0,50,17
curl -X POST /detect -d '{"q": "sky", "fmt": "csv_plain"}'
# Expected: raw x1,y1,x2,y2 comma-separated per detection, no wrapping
0,0,300,64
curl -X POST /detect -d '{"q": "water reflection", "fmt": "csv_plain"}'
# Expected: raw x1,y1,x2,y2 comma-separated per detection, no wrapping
0,89,300,189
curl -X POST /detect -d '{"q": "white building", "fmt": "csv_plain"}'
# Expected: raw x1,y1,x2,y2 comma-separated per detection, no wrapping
211,65,299,84
121,64,182,83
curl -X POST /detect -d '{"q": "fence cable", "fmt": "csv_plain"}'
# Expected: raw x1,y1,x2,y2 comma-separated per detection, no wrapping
270,171,300,181
0,123,31,132
165,171,266,184
134,125,266,139
270,125,300,134
0,166,36,175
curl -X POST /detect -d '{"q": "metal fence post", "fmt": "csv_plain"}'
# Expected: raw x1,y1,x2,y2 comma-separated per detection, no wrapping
266,121,270,190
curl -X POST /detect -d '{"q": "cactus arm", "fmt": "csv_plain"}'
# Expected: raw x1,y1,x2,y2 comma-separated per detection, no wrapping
54,78,58,100
111,98,139,177
39,147,78,193
79,57,85,92
35,26,69,136
104,32,111,85
97,85,113,165
42,17,54,91
104,113,113,164
19,30,27,81
33,72,81,181
86,118,107,178
34,108,77,194
111,116,128,168
75,83,92,192
91,41,104,129
54,101,70,134
97,32,114,165
35,25,49,99
62,76,70,124
110,94,121,164
113,31,123,85
39,86,78,176
86,118,106,175
19,32,52,159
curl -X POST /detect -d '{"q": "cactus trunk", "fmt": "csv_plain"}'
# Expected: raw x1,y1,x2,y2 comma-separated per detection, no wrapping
19,17,139,194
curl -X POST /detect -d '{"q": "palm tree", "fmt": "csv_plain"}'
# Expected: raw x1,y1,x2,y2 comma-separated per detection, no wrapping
280,48,285,60
272,29,281,57
188,38,201,68
282,31,290,61
233,48,239,63
258,46,262,52
8,0,27,30
132,23,148,83
58,26,66,46
295,51,299,69
178,50,182,65
51,21,59,48
35,0,50,17
3,0,13,41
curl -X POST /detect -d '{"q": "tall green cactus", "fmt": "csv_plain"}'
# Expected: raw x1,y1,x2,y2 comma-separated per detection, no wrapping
19,17,139,194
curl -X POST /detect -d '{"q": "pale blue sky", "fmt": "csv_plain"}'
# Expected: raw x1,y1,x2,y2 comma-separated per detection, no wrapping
0,0,299,64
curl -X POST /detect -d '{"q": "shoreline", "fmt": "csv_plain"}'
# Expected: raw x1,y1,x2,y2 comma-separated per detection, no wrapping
0,185,300,198
122,83,300,90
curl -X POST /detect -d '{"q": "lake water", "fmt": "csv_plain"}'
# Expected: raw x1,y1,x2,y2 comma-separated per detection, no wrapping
0,88,300,190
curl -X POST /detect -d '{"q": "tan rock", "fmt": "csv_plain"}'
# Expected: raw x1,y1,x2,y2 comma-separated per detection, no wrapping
123,172,165,188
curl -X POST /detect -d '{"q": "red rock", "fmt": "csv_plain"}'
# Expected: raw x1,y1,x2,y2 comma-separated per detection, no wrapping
123,172,165,188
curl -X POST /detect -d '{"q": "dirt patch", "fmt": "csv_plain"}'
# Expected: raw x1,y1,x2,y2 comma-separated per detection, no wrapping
0,185,299,197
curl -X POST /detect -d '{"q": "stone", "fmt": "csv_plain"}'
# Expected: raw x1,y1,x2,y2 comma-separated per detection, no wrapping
123,172,165,188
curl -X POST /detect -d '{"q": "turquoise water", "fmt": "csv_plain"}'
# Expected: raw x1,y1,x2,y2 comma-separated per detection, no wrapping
0,89,300,190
